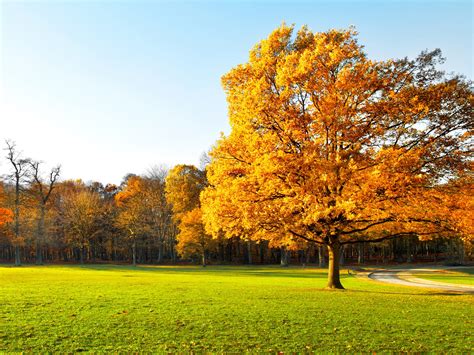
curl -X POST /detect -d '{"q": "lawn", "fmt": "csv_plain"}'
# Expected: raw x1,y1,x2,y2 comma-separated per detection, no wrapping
0,265,472,352
411,267,474,286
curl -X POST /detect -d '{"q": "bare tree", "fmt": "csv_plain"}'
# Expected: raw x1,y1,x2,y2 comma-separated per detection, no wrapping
4,140,31,266
29,161,61,264
146,164,169,182
199,151,211,171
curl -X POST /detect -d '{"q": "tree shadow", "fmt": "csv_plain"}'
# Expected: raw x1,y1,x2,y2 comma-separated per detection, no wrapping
73,264,337,279
347,288,469,297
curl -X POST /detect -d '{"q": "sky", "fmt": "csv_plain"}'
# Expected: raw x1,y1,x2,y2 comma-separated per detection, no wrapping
0,0,472,185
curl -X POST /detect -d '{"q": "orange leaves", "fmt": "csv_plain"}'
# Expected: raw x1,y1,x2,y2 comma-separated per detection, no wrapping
0,185,13,226
115,176,143,207
115,175,169,239
0,208,13,226
202,24,473,248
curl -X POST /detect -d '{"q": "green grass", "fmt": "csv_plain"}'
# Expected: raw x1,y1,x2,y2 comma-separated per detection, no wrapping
0,265,473,352
412,267,474,286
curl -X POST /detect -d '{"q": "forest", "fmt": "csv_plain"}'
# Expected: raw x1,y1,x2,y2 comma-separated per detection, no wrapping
0,141,470,269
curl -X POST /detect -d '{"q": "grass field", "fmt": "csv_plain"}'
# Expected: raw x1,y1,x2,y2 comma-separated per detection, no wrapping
411,267,474,286
1,265,473,352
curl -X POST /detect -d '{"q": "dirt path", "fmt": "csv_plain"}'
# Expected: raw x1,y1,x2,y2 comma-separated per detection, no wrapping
368,268,474,294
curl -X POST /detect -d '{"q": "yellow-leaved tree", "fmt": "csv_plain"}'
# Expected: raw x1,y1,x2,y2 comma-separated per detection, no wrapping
60,180,102,264
201,24,473,289
116,174,173,265
166,165,216,266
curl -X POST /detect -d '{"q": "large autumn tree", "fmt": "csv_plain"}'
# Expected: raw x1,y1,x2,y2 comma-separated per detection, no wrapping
202,25,473,289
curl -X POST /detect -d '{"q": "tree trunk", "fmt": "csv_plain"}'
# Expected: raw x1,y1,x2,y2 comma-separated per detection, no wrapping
406,238,413,263
113,238,117,262
247,240,252,264
201,250,206,267
318,246,326,267
36,205,46,265
326,243,344,289
280,246,289,267
458,240,465,264
14,179,21,266
171,243,176,263
339,245,345,265
357,243,364,264
79,246,84,264
305,244,312,265
132,240,137,266
14,245,21,266
157,241,163,263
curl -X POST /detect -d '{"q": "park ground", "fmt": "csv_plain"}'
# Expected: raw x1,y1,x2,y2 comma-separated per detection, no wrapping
0,265,473,352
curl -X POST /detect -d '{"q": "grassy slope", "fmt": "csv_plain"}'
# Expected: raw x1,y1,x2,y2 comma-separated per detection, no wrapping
0,265,472,352
411,267,474,286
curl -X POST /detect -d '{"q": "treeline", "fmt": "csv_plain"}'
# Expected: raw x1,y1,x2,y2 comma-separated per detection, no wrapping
0,141,469,266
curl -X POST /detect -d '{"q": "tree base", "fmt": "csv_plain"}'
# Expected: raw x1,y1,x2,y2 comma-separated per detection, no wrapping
324,285,345,290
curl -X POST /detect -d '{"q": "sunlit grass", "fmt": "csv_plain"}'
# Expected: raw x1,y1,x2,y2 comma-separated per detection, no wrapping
0,265,472,352
411,267,474,286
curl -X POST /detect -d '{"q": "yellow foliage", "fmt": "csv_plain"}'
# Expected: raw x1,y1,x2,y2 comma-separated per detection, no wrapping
165,165,206,220
202,24,473,250
176,208,216,261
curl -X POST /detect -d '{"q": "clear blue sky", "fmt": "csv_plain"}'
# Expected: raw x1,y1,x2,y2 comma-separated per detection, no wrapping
1,0,472,184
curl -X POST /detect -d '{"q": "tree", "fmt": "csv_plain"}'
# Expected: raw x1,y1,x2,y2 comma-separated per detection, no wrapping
4,140,31,266
202,25,473,289
145,167,176,263
166,165,215,265
60,181,102,264
176,208,216,266
165,165,207,219
115,176,147,266
29,161,61,264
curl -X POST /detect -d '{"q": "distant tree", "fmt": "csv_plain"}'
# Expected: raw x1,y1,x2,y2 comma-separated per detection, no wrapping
115,176,146,266
115,175,172,265
202,25,473,289
166,165,215,265
145,166,177,262
146,164,169,182
176,208,216,266
199,151,212,171
95,183,121,261
4,140,31,266
165,165,207,219
28,161,61,264
60,181,102,264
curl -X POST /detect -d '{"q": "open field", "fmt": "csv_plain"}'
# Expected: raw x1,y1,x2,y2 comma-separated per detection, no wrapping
1,265,473,352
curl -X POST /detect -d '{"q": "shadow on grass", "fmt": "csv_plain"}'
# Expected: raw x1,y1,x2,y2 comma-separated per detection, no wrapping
75,264,332,279
347,288,469,297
